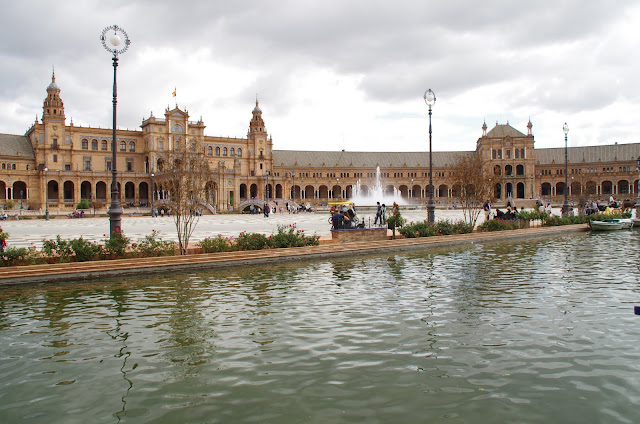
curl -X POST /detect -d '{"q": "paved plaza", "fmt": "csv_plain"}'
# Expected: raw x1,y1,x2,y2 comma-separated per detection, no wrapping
1,208,475,249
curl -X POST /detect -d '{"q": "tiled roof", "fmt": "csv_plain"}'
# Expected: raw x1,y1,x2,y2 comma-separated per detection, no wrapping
273,150,473,169
486,124,526,138
535,143,640,165
0,133,35,158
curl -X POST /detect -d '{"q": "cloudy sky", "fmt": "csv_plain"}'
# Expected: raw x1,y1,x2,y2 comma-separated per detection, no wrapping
1,1,639,152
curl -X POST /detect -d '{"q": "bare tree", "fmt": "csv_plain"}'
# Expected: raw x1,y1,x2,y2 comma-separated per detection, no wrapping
451,152,494,227
154,144,214,255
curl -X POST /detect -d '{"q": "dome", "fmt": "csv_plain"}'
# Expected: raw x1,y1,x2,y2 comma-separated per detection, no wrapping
253,99,261,113
47,81,59,91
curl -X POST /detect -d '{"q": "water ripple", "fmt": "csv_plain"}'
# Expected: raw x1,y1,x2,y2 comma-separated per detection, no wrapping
1,232,640,422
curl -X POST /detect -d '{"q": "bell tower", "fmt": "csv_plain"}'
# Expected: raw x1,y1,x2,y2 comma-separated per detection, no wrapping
43,70,65,123
38,69,67,170
247,99,272,177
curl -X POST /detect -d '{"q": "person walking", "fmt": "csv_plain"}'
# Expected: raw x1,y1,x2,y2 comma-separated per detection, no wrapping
374,201,382,225
483,200,491,221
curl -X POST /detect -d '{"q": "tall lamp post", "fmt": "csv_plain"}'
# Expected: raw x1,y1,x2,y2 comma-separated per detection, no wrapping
292,171,296,204
562,122,569,216
101,25,131,237
424,89,436,224
150,173,155,217
635,156,640,210
44,167,49,220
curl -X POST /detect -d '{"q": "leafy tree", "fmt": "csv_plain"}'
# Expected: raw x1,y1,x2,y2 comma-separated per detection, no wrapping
154,143,215,255
451,152,493,227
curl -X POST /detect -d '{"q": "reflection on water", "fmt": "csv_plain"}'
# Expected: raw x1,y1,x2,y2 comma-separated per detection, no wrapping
1,230,640,423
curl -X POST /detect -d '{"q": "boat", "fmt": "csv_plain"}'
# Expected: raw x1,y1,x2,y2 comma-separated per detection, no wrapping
589,220,624,231
618,218,633,229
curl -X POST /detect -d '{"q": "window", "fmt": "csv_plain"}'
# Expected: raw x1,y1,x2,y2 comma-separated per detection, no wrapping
215,147,221,156
106,160,112,171
515,149,520,159
207,146,213,156
498,150,502,159
91,139,98,150
84,159,91,171
12,164,16,170
65,135,70,144
520,148,525,158
171,123,184,133
1,164,4,169
230,148,235,156
492,149,497,159
101,140,108,151
53,154,58,163
126,159,133,172
120,141,126,151
237,148,242,157
81,139,88,150
223,147,228,156
158,141,164,151
65,164,70,171
506,150,511,159
129,141,135,152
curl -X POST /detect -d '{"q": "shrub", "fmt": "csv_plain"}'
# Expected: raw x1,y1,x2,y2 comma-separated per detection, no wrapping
42,236,74,262
476,219,521,232
451,220,473,234
199,235,235,253
133,230,177,257
435,220,455,235
1,247,41,267
102,229,130,259
76,199,90,210
268,224,319,248
386,203,406,229
69,237,103,262
236,232,270,250
399,221,436,238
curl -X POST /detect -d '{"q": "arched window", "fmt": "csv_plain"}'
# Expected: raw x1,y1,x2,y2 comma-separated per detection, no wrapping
12,164,16,170
171,124,184,133
82,139,88,150
520,148,525,158
515,149,520,159
101,140,108,151
492,149,497,159
230,148,235,156
91,139,98,150
129,141,135,152
215,147,221,156
207,146,213,156
223,147,228,156
120,141,126,151
505,165,513,176
516,164,524,176
237,148,242,157
1,164,4,169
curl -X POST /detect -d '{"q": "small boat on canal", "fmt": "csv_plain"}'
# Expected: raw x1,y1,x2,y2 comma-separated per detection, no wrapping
589,220,624,231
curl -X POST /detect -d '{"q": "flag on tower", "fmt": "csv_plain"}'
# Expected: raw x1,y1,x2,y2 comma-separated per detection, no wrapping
172,88,176,97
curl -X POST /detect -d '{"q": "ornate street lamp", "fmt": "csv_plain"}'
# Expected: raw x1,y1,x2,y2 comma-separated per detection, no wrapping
44,167,49,220
150,173,155,217
635,155,640,208
424,89,436,224
100,24,131,237
562,122,569,216
264,171,270,202
292,171,296,204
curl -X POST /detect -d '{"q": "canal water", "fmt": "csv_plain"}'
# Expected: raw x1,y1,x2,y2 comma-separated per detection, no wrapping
1,230,639,423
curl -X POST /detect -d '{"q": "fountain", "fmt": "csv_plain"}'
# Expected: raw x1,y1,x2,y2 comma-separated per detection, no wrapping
350,166,405,206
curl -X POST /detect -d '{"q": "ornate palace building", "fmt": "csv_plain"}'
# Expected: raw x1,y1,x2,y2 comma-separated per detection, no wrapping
1,73,639,214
